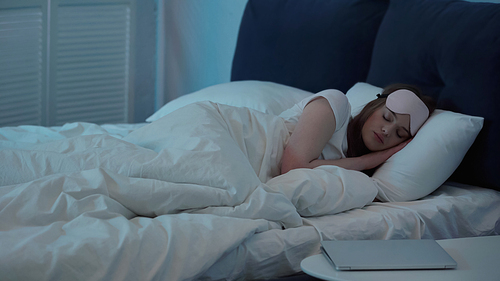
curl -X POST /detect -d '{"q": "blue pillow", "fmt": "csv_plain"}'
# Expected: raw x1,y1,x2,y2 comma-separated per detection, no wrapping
367,0,500,190
231,0,389,93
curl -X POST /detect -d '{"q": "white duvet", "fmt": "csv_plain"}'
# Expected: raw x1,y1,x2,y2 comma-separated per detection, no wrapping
0,102,378,281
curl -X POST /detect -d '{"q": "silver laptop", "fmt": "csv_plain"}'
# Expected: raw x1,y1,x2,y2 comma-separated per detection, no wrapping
321,239,457,271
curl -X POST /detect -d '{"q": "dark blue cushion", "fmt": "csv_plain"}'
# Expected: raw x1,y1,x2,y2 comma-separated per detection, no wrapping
367,0,500,190
231,0,389,94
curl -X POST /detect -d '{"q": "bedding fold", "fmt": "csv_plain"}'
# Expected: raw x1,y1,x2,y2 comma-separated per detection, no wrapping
0,101,379,280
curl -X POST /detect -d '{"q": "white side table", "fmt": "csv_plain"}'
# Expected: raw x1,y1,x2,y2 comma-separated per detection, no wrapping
301,236,500,281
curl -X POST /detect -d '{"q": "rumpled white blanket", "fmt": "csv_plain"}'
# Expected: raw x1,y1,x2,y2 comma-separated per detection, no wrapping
0,102,377,280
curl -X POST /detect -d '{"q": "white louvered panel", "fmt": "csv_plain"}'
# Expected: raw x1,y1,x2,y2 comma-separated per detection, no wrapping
0,7,43,127
54,4,130,125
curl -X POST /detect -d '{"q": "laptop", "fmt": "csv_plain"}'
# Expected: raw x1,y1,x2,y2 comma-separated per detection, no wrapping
321,239,457,271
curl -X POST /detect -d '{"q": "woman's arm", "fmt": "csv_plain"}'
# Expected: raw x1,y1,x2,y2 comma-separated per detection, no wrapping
308,140,410,171
280,97,337,174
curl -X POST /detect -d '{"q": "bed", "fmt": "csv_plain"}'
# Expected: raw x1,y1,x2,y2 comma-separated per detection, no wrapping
1,0,499,280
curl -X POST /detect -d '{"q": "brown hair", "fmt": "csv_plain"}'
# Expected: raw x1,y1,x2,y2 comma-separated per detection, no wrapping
346,83,436,158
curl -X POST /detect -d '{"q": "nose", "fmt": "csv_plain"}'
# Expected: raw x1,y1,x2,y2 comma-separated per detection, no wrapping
382,124,395,136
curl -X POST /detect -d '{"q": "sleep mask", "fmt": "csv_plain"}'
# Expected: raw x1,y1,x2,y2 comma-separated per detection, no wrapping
385,89,429,136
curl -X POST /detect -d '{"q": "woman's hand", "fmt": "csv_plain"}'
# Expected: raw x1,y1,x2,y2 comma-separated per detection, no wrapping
359,138,411,170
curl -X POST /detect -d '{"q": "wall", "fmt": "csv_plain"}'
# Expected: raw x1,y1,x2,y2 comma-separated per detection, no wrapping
133,0,157,122
157,0,247,109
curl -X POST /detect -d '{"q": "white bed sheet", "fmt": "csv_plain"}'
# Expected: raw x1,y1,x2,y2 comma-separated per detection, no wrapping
203,183,500,280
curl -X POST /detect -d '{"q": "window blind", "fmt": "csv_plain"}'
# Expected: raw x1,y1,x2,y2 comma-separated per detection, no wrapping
53,4,131,125
0,7,44,127
0,0,134,127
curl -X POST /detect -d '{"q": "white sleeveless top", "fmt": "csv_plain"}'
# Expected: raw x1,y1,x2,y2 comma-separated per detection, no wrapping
279,89,351,160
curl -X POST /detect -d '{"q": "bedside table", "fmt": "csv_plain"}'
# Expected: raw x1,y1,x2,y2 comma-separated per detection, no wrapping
300,236,499,281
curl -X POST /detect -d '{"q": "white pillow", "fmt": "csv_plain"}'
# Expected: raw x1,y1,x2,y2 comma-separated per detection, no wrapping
146,80,313,122
346,82,484,202
346,82,383,116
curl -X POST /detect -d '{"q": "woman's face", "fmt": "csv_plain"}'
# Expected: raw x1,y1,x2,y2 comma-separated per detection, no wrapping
362,105,411,152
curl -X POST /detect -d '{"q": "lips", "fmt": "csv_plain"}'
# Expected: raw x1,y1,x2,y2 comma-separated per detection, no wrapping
374,132,384,144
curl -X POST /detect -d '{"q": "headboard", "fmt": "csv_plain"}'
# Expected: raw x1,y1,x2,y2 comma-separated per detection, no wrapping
231,0,500,191
231,0,389,94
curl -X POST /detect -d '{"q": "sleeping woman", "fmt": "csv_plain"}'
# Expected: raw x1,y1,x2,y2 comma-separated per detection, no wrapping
0,81,438,231
280,84,436,175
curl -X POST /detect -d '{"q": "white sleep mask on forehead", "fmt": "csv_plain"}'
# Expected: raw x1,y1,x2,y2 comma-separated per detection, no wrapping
386,89,429,136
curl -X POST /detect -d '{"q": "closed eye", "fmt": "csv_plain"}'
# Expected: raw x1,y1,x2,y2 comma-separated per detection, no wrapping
397,128,410,139
387,109,410,137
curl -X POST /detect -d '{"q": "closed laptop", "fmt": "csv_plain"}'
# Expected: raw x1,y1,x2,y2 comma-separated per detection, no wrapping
321,239,457,271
